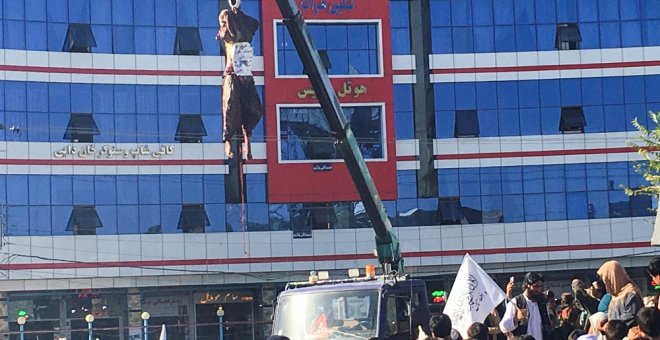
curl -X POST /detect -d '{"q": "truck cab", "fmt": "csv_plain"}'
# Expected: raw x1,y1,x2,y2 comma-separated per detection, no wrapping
272,274,431,340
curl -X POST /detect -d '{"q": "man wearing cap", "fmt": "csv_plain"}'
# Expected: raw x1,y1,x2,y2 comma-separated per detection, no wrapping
500,272,553,340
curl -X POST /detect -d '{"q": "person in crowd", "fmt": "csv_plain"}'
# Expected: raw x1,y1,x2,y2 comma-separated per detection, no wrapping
545,291,559,328
643,295,657,308
560,293,575,310
649,257,660,310
567,329,587,340
597,260,643,327
500,272,553,340
627,307,659,340
468,322,489,340
485,306,506,340
599,292,612,314
572,279,601,329
587,312,607,336
554,306,580,340
418,314,454,340
601,320,628,340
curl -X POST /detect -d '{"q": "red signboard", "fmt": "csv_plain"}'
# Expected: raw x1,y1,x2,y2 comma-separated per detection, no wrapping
262,0,397,203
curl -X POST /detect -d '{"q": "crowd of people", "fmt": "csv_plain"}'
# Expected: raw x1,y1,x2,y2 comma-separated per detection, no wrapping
419,257,660,340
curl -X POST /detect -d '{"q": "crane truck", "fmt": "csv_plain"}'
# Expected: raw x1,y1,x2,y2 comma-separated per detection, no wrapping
271,1,433,339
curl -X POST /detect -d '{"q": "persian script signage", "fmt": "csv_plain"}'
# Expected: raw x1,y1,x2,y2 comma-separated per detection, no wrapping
53,144,175,159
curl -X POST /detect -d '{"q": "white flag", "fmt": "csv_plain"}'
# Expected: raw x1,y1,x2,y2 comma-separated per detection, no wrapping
158,324,167,340
652,210,660,245
443,254,507,338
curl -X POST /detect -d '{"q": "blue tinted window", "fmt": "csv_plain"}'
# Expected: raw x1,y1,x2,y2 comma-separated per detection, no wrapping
398,171,417,198
452,0,472,26
4,0,25,19
481,195,503,223
134,0,155,25
438,169,459,196
7,175,28,205
581,78,603,106
198,0,218,27
246,174,266,203
514,0,535,24
494,0,514,24
29,176,51,205
502,194,524,222
247,203,269,231
6,111,27,142
158,86,179,114
204,175,224,204
578,0,599,22
139,204,161,233
179,86,201,114
159,114,178,143
96,205,118,235
480,167,502,195
430,0,451,27
94,113,115,143
497,82,518,109
540,107,560,135
51,176,73,205
269,204,290,231
159,204,180,233
26,0,47,21
139,176,160,205
115,114,136,142
113,25,135,54
91,0,111,24
92,84,114,113
502,166,523,194
73,176,94,205
27,112,49,141
536,24,557,50
599,0,620,21
26,21,48,50
160,175,182,204
607,162,630,190
523,165,543,193
69,0,90,23
626,104,647,131
7,206,29,236
494,25,515,52
566,163,587,192
156,26,176,55
583,106,604,133
588,191,609,218
556,0,578,22
478,110,499,137
515,25,537,51
111,0,133,25
473,0,493,25
52,205,72,235
544,165,565,193
49,83,71,113
205,203,226,232
545,193,567,220
117,205,139,233
460,196,482,224
535,1,557,24
624,76,645,104
117,176,138,204
431,27,453,54
47,0,68,22
473,26,494,52
176,0,197,26
524,193,545,221
94,176,117,205
567,192,588,219
395,111,414,140
459,168,480,196
137,115,158,143
600,22,621,48
520,108,541,135
499,109,520,136
621,21,642,47
587,163,608,191
114,85,136,113
5,81,26,112
30,206,51,236
621,0,641,20
580,22,600,49
560,79,581,106
277,23,380,75
455,83,476,109
475,82,497,109
71,83,93,113
604,105,626,132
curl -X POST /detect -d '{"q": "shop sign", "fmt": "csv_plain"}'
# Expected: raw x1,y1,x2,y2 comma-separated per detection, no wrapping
195,291,254,304
53,144,175,159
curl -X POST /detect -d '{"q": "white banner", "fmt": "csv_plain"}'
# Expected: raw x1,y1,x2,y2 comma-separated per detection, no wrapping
443,254,507,338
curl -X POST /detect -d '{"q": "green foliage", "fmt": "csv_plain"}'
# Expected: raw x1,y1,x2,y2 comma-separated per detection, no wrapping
627,112,660,199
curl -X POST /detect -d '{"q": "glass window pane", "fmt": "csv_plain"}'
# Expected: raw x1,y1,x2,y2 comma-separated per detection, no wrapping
117,205,139,234
524,193,545,221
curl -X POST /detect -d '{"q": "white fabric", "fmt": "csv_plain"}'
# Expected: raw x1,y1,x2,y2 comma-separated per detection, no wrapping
232,42,254,76
500,295,543,340
443,254,507,338
158,324,167,340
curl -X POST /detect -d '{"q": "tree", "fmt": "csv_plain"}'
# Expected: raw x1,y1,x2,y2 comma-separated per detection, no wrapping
626,112,660,199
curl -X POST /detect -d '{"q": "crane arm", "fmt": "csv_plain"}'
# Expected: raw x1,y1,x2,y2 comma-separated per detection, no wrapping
275,0,403,273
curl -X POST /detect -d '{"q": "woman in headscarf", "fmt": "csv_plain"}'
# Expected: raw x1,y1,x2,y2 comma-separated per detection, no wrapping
596,260,643,327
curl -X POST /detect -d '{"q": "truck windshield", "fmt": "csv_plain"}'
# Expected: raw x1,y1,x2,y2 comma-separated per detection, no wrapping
272,289,379,340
